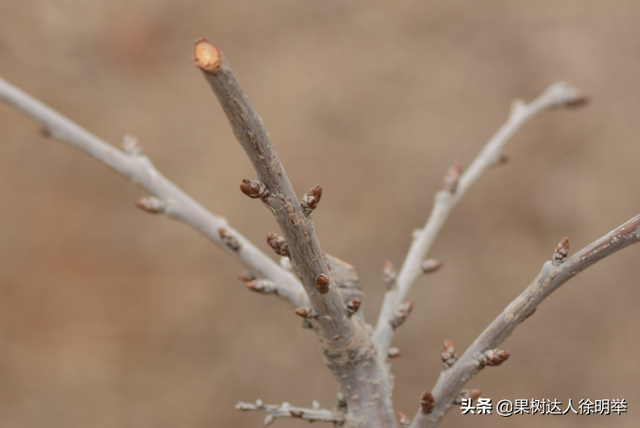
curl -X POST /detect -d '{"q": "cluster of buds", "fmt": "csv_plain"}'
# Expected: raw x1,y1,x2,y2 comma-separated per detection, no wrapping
240,178,270,200
552,236,570,266
346,299,361,317
218,227,241,251
390,301,414,330
441,339,457,368
422,259,443,274
300,185,323,216
479,348,510,367
315,274,330,294
443,163,462,193
267,233,289,257
420,390,435,414
245,280,277,294
382,260,397,290
135,196,166,214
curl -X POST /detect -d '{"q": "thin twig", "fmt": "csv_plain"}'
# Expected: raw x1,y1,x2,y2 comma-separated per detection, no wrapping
236,400,345,426
409,213,640,428
372,82,588,360
0,76,307,309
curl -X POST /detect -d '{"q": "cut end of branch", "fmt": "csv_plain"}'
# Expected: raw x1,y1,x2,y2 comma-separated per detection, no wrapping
134,196,165,214
546,82,589,109
480,348,510,367
315,274,330,294
552,236,570,266
422,259,444,274
441,339,457,368
390,301,414,329
382,260,397,290
267,232,290,257
219,227,241,251
193,38,221,71
346,299,361,317
301,185,323,216
420,390,435,414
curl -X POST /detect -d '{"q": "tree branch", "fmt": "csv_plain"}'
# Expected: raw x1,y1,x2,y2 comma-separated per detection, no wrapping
236,400,345,426
372,82,588,360
193,39,397,427
409,213,640,428
0,76,307,309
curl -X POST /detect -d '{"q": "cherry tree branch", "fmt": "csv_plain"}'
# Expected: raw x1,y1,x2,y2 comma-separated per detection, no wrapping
372,82,588,360
236,399,345,426
0,76,307,309
193,39,397,427
409,213,640,428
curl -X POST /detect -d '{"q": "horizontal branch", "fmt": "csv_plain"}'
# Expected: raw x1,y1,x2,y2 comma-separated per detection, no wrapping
236,400,345,426
0,76,307,309
372,82,588,360
409,213,640,428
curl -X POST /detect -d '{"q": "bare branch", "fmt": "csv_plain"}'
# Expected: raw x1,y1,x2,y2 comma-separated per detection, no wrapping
194,40,396,426
236,400,345,426
373,81,588,360
0,76,307,309
409,213,640,428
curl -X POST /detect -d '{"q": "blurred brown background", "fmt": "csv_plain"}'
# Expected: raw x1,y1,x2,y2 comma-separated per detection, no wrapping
0,1,639,427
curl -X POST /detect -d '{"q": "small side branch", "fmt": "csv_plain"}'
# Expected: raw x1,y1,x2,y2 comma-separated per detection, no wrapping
373,82,588,360
409,213,640,428
0,76,307,309
236,400,345,426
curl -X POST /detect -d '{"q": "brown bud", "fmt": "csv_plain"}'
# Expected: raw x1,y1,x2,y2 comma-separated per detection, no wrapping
246,280,276,294
443,163,462,193
382,260,397,290
135,196,166,214
218,227,241,251
390,301,414,330
237,270,256,282
122,134,142,156
294,306,315,318
397,412,410,427
422,259,443,274
480,348,510,367
524,307,537,320
552,236,569,266
420,390,435,414
315,274,330,294
266,232,289,257
240,178,269,199
497,152,510,165
388,347,401,359
301,185,323,216
441,339,457,368
346,299,361,317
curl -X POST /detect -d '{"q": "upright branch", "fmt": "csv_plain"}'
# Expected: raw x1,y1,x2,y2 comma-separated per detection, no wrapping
0,77,307,309
409,213,640,428
194,39,396,427
373,82,588,360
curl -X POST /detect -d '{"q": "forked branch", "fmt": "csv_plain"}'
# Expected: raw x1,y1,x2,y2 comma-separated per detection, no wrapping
409,213,640,428
0,76,307,309
373,82,588,360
